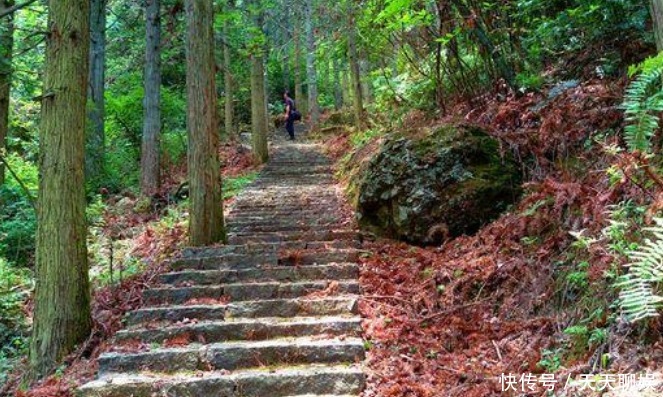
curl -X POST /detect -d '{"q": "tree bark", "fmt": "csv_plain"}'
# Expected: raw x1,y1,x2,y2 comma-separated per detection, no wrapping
141,0,161,195
185,0,225,246
222,13,234,140
293,23,306,117
0,0,14,186
651,0,663,51
87,0,106,185
303,0,318,128
332,56,342,110
347,6,364,128
30,0,92,378
251,52,268,163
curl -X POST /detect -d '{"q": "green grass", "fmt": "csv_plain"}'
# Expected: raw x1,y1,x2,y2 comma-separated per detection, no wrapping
224,172,259,200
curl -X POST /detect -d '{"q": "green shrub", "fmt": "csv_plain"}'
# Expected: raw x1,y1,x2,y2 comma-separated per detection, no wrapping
0,257,31,384
0,185,36,268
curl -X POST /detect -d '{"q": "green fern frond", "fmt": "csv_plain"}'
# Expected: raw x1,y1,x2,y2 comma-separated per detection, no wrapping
617,217,663,323
622,52,663,153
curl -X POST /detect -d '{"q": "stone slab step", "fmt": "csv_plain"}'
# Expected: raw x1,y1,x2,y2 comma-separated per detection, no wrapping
159,263,359,286
227,230,359,244
125,297,359,326
143,280,360,305
116,316,362,344
78,365,365,397
99,337,365,373
181,240,357,258
171,249,360,271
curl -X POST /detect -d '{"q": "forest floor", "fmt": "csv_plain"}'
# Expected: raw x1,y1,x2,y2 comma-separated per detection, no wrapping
318,77,663,397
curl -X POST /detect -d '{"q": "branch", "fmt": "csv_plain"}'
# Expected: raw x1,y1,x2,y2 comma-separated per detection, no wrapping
0,153,37,211
0,0,39,18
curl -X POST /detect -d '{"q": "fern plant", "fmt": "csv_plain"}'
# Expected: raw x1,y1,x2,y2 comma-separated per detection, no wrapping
622,52,663,153
617,217,663,323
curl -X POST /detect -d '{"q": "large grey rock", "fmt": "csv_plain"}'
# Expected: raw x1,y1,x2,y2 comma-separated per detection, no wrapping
357,125,521,244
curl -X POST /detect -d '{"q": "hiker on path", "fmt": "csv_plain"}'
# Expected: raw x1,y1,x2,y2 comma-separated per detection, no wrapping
283,91,298,140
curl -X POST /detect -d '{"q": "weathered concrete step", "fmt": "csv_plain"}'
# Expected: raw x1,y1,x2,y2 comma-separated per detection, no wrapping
99,337,365,373
78,365,365,397
228,224,349,234
181,240,357,258
125,297,359,326
171,249,359,271
144,280,360,305
227,230,359,244
116,316,362,344
159,263,359,285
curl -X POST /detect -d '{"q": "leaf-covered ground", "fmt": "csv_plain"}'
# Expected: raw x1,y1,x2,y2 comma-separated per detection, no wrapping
320,77,663,396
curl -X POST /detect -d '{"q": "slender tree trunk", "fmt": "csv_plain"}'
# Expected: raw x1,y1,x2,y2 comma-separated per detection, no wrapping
251,53,268,163
332,56,342,110
651,0,663,51
293,24,306,117
30,0,92,378
263,55,270,131
185,0,225,246
222,14,234,140
360,59,372,103
282,0,290,91
141,0,161,195
86,0,106,184
347,8,364,128
0,0,13,186
303,0,318,128
341,69,350,106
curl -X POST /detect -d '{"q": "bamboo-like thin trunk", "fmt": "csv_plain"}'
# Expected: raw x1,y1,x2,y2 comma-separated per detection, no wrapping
294,24,306,117
185,0,225,246
303,0,319,128
251,53,268,163
333,56,343,110
30,0,92,377
0,0,13,186
223,13,234,140
347,7,364,128
86,0,106,184
141,0,161,195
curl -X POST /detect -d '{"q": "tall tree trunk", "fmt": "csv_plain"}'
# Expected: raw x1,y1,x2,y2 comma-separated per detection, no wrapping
87,0,106,185
30,0,92,378
0,0,13,186
185,0,225,246
293,24,306,117
347,8,364,128
141,0,161,195
263,55,270,132
360,59,372,103
222,13,234,140
651,0,663,51
303,0,318,128
251,53,268,162
332,56,342,110
282,0,290,92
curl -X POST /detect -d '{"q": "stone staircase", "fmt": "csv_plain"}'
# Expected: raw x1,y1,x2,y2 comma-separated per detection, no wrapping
78,139,366,397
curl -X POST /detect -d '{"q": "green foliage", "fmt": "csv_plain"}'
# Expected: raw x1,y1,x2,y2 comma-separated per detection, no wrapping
223,172,259,200
616,217,663,323
0,258,31,385
537,348,562,372
622,52,663,153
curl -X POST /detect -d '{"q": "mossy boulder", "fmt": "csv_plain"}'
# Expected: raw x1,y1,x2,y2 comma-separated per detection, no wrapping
356,125,521,244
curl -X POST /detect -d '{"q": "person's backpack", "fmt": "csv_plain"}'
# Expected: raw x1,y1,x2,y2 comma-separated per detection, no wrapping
292,110,302,121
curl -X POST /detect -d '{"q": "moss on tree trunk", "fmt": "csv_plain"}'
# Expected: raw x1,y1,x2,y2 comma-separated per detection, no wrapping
185,0,225,246
30,0,92,378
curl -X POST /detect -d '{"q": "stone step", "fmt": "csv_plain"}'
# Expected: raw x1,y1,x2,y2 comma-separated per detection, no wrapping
227,230,359,244
99,337,365,373
171,249,360,271
159,263,359,286
125,297,359,327
181,240,357,258
143,280,360,305
78,365,365,397
116,316,362,344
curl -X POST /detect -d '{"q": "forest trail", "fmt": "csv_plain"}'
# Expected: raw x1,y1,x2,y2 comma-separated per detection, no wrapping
78,132,366,396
